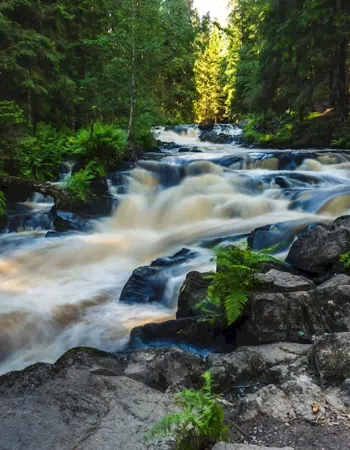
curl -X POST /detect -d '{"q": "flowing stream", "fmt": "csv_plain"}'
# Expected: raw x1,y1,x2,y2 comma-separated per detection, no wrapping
1,125,350,374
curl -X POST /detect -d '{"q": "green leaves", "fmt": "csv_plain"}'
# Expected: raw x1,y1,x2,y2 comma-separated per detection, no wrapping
19,123,65,182
202,245,281,325
146,371,228,450
340,252,350,270
65,169,94,203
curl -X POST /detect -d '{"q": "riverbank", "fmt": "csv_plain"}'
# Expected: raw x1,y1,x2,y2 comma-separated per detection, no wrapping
241,110,350,150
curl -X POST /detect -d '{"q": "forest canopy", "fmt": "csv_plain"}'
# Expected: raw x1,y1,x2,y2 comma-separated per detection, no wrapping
0,0,349,187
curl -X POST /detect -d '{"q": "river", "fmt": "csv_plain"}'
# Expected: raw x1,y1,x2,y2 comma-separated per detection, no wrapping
1,124,350,374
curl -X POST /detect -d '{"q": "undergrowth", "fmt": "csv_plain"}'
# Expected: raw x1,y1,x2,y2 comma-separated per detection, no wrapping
146,371,228,450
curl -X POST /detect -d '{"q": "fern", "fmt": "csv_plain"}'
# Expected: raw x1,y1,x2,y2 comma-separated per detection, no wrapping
202,245,281,325
146,371,228,450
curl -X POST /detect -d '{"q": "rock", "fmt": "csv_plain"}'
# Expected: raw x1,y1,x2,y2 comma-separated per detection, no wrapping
315,274,350,332
151,248,198,268
198,123,214,131
312,333,350,385
240,375,346,422
123,347,205,391
238,290,326,345
213,444,294,450
286,217,350,274
119,266,167,304
208,343,311,390
0,347,175,450
52,209,92,233
130,316,233,352
199,131,233,144
256,269,314,293
341,379,350,395
176,271,211,319
56,178,113,217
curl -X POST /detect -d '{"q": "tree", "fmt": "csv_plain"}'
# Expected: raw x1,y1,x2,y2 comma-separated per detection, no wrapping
194,20,226,123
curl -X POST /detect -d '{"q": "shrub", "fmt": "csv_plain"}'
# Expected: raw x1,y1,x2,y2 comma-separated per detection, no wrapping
65,169,94,203
340,252,350,269
202,245,280,325
146,371,228,450
19,123,66,182
67,122,127,167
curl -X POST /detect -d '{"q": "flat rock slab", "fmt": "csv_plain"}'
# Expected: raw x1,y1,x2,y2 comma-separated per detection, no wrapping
213,444,294,450
256,269,314,292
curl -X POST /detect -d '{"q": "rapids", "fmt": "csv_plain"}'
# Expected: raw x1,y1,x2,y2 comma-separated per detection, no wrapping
1,124,350,373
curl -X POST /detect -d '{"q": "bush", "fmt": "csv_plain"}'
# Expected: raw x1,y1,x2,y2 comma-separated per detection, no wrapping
67,122,127,168
202,246,280,325
65,169,94,203
146,371,228,450
19,123,66,182
340,252,350,269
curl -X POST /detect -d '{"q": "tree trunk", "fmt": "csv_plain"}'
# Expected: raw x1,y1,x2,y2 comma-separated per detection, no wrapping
127,0,136,140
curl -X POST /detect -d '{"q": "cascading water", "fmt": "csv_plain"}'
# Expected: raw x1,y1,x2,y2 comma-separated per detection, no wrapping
1,125,350,374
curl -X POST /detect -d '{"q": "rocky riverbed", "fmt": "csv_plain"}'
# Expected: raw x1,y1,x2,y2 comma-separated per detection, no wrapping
2,214,350,449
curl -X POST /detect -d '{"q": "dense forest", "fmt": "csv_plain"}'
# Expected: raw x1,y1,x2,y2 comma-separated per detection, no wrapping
0,0,349,211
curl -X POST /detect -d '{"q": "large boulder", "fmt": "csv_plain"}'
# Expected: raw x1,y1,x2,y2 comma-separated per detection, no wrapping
286,216,350,274
199,131,233,144
130,316,233,352
120,249,198,304
0,348,175,450
237,290,325,345
208,342,311,390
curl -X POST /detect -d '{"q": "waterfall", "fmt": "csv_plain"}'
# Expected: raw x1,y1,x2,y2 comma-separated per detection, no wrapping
0,124,350,373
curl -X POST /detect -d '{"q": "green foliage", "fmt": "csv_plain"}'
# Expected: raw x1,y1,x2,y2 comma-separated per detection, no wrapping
204,245,280,325
65,169,94,203
67,123,127,168
146,371,228,450
0,191,6,217
0,101,24,126
19,123,66,182
340,252,350,270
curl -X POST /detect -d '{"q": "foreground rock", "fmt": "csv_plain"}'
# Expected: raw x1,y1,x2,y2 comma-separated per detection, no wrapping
1,339,350,450
0,348,175,450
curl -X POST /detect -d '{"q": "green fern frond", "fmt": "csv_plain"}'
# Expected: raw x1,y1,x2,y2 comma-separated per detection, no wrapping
224,291,249,325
